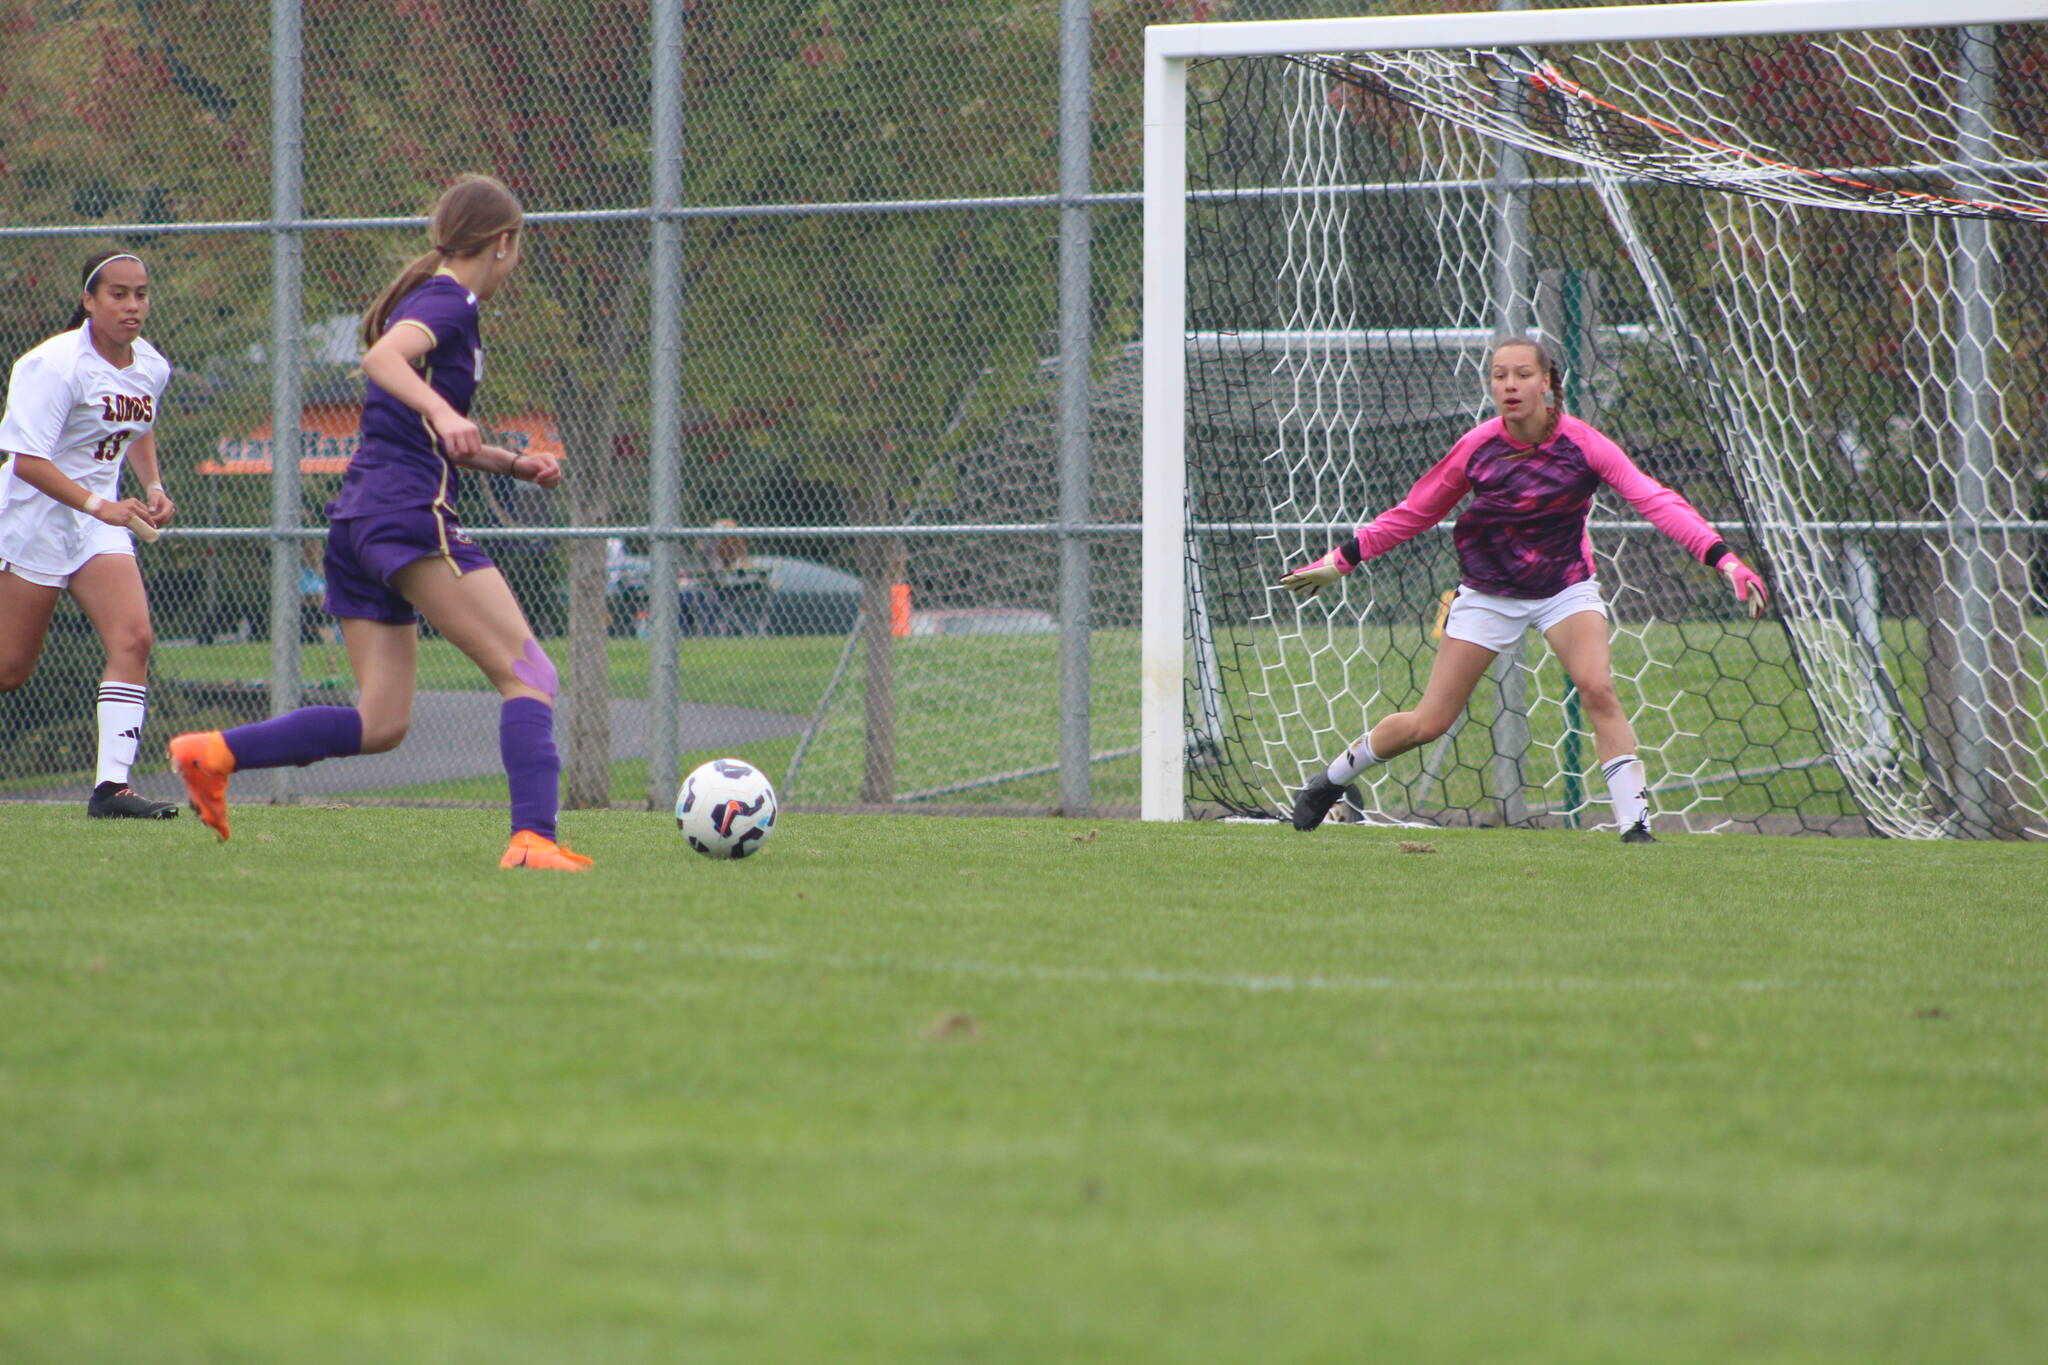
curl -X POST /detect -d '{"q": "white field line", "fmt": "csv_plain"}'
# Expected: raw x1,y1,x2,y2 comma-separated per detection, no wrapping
551,938,1803,996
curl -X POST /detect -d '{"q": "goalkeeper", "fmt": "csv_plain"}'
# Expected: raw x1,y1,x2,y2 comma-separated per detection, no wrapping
1278,335,1768,842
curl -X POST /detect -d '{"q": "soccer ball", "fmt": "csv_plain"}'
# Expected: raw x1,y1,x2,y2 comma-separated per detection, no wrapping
676,757,779,859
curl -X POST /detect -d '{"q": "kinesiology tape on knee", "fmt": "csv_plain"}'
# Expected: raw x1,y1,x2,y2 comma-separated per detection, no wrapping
511,639,559,701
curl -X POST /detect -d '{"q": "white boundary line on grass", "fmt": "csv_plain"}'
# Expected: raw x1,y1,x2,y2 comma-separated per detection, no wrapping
573,938,1799,996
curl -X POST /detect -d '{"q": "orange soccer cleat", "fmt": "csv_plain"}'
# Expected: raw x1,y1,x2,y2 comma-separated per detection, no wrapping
168,730,236,841
499,829,594,871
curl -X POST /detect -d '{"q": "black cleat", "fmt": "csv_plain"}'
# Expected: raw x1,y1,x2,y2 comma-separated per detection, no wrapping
1620,821,1657,844
87,781,179,820
1291,773,1352,832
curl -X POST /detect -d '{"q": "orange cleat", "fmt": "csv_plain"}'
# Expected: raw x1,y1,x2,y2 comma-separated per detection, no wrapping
499,829,593,871
168,731,236,841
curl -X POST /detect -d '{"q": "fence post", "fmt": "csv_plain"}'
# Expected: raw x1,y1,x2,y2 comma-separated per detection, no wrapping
647,0,685,809
1539,268,1599,825
1945,24,1998,836
1056,0,1095,816
1486,0,1533,826
267,0,304,805
1490,0,1535,335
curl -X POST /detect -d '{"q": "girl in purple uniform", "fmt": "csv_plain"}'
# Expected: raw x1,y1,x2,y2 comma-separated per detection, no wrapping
171,175,590,870
1280,335,1770,843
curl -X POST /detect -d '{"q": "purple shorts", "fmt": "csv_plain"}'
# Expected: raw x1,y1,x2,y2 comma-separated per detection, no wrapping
323,506,495,625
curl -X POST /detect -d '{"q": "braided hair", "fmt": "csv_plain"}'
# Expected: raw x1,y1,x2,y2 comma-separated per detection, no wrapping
1489,333,1566,444
1489,334,1565,409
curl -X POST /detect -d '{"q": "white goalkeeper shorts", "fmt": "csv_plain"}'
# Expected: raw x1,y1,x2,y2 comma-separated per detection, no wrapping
0,497,135,589
1444,578,1607,654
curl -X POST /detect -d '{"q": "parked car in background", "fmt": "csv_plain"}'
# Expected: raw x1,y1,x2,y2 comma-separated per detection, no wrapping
907,607,1057,637
598,547,862,638
747,554,864,636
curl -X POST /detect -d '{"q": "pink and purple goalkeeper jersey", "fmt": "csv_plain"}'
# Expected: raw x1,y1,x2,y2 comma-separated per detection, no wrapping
1346,414,1723,600
326,275,483,521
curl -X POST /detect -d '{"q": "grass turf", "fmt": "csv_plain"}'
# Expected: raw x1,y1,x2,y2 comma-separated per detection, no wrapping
136,618,2012,818
2,806,2043,1363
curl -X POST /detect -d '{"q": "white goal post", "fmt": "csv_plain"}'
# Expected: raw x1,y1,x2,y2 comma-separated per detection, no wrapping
1140,0,2048,833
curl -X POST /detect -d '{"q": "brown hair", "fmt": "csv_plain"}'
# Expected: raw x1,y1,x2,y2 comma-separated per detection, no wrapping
1489,334,1565,413
68,249,145,330
360,174,524,348
707,518,748,572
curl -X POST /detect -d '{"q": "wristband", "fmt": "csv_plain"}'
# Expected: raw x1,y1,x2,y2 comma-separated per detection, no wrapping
509,452,528,476
1701,541,1730,569
147,482,166,494
83,493,105,516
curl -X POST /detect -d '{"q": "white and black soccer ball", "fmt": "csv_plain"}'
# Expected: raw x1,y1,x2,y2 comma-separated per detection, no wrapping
676,757,779,859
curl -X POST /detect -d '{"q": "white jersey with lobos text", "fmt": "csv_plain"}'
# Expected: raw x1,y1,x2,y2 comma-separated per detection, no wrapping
0,321,172,579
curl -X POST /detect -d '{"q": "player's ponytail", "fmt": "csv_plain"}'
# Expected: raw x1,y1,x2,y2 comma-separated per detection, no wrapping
359,249,442,349
68,249,143,330
361,174,525,348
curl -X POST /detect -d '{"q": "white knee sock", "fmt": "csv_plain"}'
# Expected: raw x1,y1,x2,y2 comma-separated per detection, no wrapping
96,682,148,787
1601,753,1648,830
1325,732,1381,786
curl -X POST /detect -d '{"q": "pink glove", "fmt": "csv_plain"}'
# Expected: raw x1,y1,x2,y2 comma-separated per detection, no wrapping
1279,547,1350,598
1719,555,1768,618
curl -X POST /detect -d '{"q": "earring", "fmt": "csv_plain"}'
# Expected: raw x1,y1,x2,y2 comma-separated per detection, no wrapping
495,251,506,260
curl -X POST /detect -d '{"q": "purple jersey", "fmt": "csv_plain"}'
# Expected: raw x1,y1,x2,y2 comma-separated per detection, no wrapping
1345,414,1723,599
326,275,483,520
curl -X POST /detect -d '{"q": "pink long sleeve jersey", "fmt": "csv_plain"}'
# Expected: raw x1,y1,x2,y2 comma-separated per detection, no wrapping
1338,414,1725,600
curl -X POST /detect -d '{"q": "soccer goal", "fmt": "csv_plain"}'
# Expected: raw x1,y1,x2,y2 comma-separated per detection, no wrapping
1141,0,2048,837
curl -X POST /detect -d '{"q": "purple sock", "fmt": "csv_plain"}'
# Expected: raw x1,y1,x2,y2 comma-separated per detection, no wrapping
222,706,363,770
500,696,560,841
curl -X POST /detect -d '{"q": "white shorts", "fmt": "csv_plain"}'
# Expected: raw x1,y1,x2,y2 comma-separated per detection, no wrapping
0,496,135,589
1444,578,1607,654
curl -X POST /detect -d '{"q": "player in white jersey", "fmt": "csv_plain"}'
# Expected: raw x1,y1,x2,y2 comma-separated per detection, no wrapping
0,250,178,818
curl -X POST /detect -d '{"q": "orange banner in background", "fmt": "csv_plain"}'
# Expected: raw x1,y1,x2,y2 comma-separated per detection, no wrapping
200,404,564,475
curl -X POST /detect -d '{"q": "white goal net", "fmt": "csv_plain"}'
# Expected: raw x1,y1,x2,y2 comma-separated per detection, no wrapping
1144,1,2048,838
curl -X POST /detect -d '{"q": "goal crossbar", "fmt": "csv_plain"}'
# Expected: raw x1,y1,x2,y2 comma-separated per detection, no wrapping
1143,0,2048,63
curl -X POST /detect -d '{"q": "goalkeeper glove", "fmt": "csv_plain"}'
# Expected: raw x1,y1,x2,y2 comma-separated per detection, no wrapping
1279,547,1351,598
1719,554,1769,618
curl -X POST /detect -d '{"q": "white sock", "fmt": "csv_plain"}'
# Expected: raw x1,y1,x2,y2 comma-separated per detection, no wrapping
1325,732,1381,786
1601,753,1648,830
96,682,148,787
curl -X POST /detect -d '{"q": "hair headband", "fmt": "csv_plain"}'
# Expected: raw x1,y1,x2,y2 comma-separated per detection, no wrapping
83,254,143,290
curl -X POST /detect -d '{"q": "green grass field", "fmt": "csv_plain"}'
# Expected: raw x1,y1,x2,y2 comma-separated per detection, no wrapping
107,619,1877,819
135,631,1149,810
15,613,2023,819
3,805,2043,1363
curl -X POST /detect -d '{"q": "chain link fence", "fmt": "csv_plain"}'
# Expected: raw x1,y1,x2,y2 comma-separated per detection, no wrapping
0,0,1243,817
